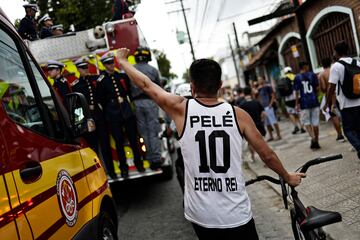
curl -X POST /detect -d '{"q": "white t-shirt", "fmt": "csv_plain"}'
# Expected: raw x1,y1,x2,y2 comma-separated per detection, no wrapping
329,57,360,110
178,99,252,228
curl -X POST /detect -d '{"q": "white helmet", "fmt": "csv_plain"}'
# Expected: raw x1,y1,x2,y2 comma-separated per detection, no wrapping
284,66,292,73
175,83,192,97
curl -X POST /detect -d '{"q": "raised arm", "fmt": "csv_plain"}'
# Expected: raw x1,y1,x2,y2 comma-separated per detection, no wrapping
234,107,305,186
116,48,187,132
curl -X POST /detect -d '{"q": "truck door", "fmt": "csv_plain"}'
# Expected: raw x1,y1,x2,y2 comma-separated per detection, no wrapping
0,129,23,239
0,20,93,239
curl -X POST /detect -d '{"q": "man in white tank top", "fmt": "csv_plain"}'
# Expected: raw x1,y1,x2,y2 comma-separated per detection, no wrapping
116,49,305,240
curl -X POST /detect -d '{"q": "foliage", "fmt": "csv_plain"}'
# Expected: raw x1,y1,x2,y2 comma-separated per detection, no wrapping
153,49,178,80
182,70,189,82
26,0,113,31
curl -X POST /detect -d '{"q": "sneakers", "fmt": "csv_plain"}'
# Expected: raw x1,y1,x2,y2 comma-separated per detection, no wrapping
300,128,306,134
336,135,346,142
310,140,321,150
292,126,299,134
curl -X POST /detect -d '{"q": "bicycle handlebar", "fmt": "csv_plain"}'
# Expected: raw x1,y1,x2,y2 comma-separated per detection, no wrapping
245,175,280,186
299,154,343,173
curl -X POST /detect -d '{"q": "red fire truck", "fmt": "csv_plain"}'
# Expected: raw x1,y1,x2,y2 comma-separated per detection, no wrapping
28,18,173,182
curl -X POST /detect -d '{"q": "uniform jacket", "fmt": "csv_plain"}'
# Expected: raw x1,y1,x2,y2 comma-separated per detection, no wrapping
97,71,134,122
18,15,38,41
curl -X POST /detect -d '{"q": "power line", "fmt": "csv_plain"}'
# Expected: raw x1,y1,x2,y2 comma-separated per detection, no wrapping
217,2,279,22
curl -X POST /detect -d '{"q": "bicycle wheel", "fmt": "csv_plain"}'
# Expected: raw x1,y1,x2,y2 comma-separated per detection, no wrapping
290,208,305,240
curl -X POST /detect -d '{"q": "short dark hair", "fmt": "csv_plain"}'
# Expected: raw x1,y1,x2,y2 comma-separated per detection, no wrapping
189,59,222,95
321,57,332,68
244,86,252,96
299,61,309,70
235,87,243,94
334,41,349,56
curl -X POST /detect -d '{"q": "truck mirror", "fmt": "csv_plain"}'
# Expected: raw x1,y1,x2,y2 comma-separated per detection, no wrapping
65,92,95,137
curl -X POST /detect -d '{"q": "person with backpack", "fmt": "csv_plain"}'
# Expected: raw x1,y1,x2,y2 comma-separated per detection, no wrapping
325,41,360,159
294,62,321,150
319,57,345,142
279,67,305,134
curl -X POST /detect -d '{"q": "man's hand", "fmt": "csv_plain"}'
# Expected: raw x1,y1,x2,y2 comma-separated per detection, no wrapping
116,48,130,62
284,172,306,187
295,104,300,112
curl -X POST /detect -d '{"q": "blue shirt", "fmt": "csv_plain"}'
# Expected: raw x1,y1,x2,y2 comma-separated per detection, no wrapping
294,72,319,109
258,85,273,108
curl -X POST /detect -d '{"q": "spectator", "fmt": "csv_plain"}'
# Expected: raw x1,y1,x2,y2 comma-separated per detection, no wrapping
325,41,360,159
319,57,345,142
234,87,245,107
283,67,305,134
294,62,321,150
240,86,266,161
258,76,281,141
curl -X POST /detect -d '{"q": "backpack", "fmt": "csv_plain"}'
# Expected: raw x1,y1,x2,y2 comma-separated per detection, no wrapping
277,77,293,97
338,59,360,99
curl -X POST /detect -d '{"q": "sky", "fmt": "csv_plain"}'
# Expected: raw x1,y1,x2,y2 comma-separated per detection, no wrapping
0,0,282,80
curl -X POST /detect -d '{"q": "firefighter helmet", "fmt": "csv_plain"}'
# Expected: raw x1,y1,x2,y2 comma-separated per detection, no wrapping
134,46,152,62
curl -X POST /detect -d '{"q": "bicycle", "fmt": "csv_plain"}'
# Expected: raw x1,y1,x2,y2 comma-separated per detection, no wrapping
245,154,343,240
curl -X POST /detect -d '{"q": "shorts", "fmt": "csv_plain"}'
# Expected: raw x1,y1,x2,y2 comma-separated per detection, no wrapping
264,107,277,126
286,106,298,115
300,107,320,126
192,218,259,240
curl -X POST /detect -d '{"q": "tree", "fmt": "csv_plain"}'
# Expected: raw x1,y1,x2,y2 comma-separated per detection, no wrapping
182,70,189,82
153,49,178,80
27,0,113,31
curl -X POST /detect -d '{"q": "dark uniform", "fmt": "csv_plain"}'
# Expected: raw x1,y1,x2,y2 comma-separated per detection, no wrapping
39,14,53,39
97,54,144,177
71,59,116,178
18,15,38,41
40,27,53,39
47,60,71,101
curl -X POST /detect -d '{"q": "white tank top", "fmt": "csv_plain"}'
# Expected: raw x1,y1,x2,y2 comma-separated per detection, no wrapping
178,99,252,228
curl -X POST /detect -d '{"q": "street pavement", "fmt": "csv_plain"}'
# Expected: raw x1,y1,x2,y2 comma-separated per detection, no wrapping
112,156,298,239
245,119,360,239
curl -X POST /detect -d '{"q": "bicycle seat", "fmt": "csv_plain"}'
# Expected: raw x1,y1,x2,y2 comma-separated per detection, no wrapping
300,206,342,231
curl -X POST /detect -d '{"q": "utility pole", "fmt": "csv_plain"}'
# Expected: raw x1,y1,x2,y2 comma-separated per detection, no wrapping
179,0,196,61
228,34,240,85
166,0,196,61
232,22,243,86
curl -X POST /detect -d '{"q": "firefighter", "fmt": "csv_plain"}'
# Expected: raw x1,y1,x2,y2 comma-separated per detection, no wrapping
98,52,145,178
18,4,38,41
51,24,64,36
132,46,162,170
47,60,71,101
38,14,53,39
72,57,116,179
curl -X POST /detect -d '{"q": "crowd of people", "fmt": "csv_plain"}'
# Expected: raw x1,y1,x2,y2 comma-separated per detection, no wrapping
227,40,360,161
46,47,162,179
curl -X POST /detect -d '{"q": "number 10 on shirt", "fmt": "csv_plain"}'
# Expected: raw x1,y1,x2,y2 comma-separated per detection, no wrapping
195,130,231,174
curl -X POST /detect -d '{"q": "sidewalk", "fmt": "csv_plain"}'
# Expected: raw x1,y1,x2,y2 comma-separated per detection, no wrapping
245,119,360,239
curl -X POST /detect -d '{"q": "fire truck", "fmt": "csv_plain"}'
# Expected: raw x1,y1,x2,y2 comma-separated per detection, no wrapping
28,18,173,182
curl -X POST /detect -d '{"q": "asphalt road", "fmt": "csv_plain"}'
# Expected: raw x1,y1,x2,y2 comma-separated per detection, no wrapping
110,165,295,240
112,173,197,240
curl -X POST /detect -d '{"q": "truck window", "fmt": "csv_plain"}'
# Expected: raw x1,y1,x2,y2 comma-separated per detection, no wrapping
0,27,64,139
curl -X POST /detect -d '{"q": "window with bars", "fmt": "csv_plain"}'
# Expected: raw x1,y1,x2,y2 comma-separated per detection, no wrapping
311,12,357,67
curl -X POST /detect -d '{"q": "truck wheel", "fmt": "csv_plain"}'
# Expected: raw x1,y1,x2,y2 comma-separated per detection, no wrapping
98,211,118,240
